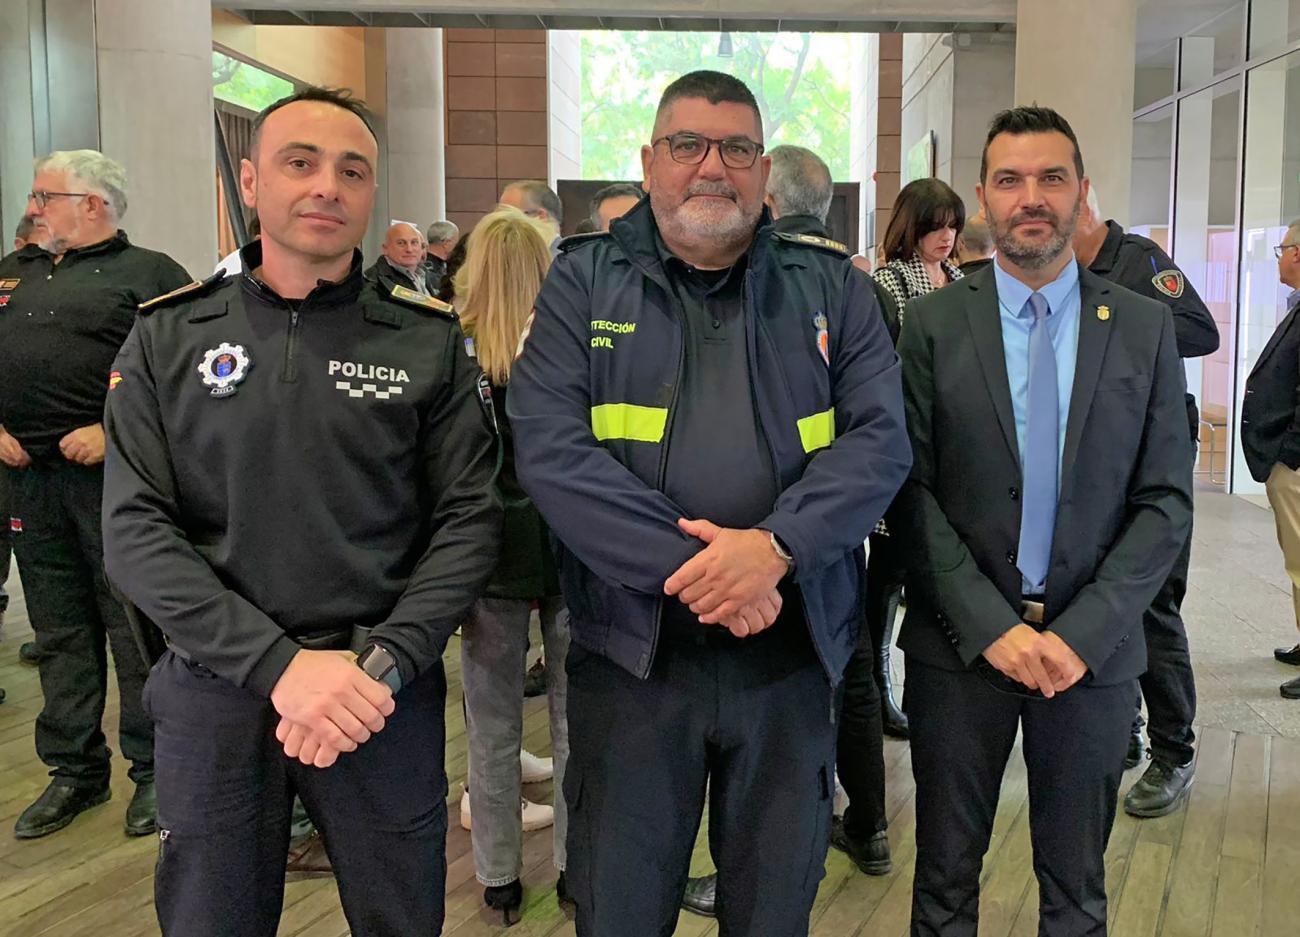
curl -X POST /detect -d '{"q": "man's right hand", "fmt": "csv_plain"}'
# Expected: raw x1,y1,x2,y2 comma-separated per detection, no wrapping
269,649,395,753
0,428,31,468
982,623,1057,697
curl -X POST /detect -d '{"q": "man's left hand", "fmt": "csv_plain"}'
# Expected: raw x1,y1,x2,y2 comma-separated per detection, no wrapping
665,519,789,623
59,423,106,466
1038,631,1088,693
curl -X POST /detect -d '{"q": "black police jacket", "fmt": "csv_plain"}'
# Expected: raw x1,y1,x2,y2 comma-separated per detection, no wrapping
102,244,502,696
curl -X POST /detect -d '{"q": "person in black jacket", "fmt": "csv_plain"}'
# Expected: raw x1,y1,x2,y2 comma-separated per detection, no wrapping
101,87,501,937
452,206,572,923
1073,188,1219,817
895,106,1192,937
0,150,191,841
1242,219,1300,698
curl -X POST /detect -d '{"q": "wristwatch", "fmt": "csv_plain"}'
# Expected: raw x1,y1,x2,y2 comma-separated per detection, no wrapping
767,530,795,572
356,644,402,693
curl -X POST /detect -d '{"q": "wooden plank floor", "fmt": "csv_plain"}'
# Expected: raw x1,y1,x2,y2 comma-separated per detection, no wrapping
2,576,1298,936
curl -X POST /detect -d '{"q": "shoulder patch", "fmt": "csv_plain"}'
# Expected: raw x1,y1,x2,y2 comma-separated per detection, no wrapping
387,284,456,317
137,271,226,315
772,231,850,256
558,230,612,253
1152,269,1185,299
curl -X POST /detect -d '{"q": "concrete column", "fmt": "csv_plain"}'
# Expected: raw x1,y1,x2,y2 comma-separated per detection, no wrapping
0,1,36,241
95,0,216,279
1015,0,1136,225
384,28,445,236
548,31,582,188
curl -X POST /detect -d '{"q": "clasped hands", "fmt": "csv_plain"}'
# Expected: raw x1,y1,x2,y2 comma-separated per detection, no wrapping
982,624,1087,697
269,649,395,768
0,423,104,468
663,518,791,639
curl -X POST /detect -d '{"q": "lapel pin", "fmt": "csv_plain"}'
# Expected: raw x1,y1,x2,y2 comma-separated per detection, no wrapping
1097,305,1111,321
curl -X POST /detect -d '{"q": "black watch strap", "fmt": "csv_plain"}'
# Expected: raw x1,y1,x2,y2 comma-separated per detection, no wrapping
357,644,402,693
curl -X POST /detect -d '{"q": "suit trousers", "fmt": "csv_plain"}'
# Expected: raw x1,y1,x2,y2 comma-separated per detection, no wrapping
1266,462,1300,629
836,612,887,840
906,661,1135,937
563,623,836,937
10,461,153,783
147,650,449,937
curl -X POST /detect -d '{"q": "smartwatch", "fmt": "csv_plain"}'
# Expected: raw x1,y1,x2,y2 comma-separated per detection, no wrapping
356,644,402,693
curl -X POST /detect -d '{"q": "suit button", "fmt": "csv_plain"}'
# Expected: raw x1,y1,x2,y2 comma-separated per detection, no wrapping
1006,550,1017,565
1009,486,1019,500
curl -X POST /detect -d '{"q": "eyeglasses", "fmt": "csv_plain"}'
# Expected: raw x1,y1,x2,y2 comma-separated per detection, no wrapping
1274,243,1300,259
652,132,764,169
28,191,89,209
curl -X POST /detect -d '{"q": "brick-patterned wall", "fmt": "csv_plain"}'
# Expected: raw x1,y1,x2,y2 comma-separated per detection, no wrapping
444,28,549,235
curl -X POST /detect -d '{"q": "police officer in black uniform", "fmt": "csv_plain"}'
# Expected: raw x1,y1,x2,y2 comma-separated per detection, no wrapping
1074,189,1219,818
0,151,191,840
101,88,501,937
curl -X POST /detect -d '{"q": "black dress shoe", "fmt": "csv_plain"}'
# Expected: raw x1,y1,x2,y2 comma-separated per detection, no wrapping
124,780,157,837
681,873,717,918
484,879,522,927
1275,644,1300,666
0,687,5,704
523,658,547,698
1123,757,1194,818
1124,732,1146,770
1282,674,1300,699
556,871,574,908
19,641,41,665
830,816,892,875
14,780,111,839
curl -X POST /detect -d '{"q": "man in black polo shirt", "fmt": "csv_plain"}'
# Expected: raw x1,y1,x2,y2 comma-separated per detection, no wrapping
0,149,190,839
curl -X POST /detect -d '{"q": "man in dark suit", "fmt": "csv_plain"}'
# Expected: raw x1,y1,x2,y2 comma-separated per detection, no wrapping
1242,219,1300,698
893,106,1193,936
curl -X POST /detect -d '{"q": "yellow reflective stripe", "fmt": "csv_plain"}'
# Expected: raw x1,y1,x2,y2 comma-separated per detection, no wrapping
590,403,668,443
797,408,836,453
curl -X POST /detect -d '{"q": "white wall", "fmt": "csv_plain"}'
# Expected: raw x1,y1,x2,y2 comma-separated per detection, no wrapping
548,31,582,185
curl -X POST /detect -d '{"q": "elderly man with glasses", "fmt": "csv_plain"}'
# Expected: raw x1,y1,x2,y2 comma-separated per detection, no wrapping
508,70,909,936
1243,221,1300,698
0,150,191,840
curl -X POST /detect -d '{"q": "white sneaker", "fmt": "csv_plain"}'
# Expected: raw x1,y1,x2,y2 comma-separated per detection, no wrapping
521,798,555,832
521,749,553,783
833,774,849,817
460,788,555,832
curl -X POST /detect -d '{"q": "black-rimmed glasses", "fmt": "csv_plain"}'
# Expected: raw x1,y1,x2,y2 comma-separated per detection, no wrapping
28,191,89,209
652,132,764,169
1274,243,1299,259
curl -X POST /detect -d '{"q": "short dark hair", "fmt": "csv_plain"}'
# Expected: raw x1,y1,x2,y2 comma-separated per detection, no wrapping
250,87,377,158
589,183,643,226
980,105,1084,184
655,70,763,138
15,214,35,242
881,178,966,264
503,180,563,225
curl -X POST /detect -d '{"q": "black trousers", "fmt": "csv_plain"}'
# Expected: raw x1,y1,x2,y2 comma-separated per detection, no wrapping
10,461,152,783
564,624,836,937
836,617,886,839
907,662,1135,937
1135,525,1197,765
0,464,11,614
147,650,449,937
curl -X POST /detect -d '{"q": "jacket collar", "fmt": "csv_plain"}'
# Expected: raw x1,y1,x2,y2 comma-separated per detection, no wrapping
238,239,365,309
771,214,829,238
1087,220,1125,274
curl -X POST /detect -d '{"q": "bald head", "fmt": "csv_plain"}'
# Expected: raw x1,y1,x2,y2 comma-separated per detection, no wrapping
382,221,425,271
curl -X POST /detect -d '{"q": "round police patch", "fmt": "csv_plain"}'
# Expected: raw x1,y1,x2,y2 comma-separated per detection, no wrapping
198,342,252,397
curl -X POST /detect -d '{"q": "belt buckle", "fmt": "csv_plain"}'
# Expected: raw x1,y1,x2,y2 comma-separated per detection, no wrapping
1020,600,1045,626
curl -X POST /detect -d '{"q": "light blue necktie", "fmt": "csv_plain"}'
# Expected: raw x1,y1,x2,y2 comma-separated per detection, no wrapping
1017,292,1058,592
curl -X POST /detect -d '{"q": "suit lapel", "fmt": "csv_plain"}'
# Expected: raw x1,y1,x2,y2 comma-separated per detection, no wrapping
1061,268,1115,488
963,272,1020,466
1249,304,1300,380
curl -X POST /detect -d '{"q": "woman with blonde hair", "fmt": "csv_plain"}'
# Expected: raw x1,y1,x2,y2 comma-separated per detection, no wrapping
453,206,572,923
